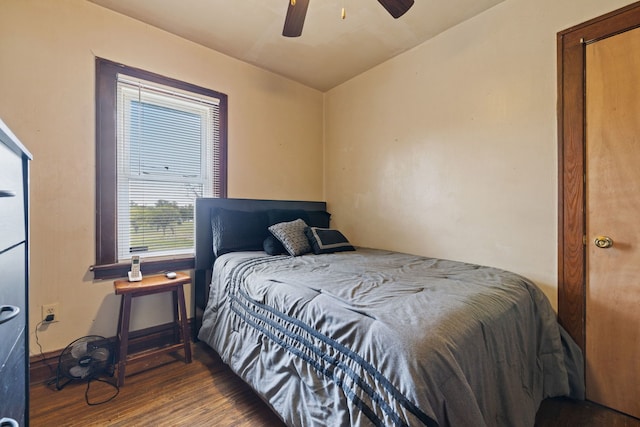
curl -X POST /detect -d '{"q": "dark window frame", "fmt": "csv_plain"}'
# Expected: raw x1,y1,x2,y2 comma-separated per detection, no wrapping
93,58,227,280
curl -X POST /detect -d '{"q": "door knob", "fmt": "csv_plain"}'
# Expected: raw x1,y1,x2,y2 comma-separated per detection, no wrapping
594,236,614,249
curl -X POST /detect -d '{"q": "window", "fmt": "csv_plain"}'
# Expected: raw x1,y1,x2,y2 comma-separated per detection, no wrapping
94,58,227,279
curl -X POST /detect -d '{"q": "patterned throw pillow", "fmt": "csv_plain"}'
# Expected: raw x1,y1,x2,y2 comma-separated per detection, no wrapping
268,219,311,256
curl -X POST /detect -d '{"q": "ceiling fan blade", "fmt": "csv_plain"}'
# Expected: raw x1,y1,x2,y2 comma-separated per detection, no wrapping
283,0,310,37
377,0,414,19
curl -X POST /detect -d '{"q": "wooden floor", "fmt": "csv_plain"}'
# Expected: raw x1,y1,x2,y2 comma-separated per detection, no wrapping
30,342,640,427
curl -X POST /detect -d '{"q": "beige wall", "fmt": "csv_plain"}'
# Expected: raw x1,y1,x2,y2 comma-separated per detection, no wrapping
324,0,636,307
0,0,323,353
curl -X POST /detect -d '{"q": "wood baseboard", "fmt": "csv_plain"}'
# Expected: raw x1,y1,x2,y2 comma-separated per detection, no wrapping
29,318,195,385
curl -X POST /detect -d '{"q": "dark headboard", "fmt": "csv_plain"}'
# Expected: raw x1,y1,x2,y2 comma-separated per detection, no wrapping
193,198,327,335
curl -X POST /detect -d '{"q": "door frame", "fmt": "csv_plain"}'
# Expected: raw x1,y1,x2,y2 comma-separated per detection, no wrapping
558,1,640,351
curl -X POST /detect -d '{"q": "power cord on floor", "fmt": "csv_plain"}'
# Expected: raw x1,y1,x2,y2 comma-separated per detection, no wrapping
85,377,120,406
33,320,57,386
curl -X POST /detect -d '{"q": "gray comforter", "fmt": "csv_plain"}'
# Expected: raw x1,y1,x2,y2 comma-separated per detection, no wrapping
198,248,584,427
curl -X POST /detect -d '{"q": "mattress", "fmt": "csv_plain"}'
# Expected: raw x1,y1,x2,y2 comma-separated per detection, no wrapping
198,248,583,427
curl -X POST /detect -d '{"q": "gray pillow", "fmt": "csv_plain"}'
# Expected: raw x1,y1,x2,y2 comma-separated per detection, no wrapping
268,219,311,256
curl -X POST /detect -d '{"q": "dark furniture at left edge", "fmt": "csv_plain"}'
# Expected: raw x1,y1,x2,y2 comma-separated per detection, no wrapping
0,118,32,426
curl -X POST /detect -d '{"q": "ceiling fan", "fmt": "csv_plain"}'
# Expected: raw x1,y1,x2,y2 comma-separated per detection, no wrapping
282,0,415,37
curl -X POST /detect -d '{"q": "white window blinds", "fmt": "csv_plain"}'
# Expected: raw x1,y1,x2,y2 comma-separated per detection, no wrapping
116,75,222,261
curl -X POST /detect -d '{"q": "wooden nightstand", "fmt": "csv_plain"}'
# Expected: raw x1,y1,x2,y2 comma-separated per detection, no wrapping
114,273,192,386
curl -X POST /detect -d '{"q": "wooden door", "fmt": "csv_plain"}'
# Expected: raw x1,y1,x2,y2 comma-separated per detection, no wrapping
585,27,640,418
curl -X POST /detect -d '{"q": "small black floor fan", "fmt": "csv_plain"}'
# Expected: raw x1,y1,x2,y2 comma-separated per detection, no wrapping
56,335,118,404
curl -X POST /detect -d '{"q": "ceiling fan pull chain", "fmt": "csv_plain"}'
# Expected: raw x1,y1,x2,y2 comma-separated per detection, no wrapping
291,0,296,6
341,0,346,19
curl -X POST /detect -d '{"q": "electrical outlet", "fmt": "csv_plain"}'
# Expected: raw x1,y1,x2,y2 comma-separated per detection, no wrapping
42,303,59,323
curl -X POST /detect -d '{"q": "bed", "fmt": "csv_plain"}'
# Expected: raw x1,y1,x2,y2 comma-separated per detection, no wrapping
194,198,584,427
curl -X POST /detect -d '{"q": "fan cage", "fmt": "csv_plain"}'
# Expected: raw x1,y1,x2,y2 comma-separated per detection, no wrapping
56,335,115,390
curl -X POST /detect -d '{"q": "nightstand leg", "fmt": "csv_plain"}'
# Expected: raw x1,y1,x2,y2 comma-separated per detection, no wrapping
172,289,179,343
176,285,192,363
117,294,132,386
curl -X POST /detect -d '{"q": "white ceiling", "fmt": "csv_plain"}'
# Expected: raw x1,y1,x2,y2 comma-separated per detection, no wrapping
88,0,504,91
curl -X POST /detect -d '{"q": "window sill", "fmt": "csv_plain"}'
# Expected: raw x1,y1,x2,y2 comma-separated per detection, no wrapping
91,256,195,280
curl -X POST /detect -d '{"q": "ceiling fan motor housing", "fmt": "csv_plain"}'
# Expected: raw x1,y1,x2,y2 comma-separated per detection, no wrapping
282,0,414,37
